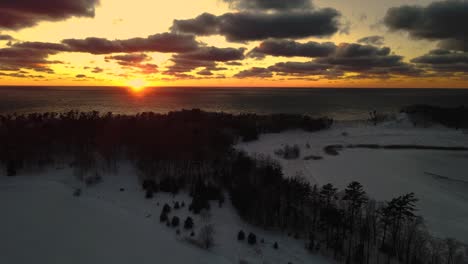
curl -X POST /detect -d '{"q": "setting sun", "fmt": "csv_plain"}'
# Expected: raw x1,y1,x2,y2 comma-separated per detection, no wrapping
128,79,147,92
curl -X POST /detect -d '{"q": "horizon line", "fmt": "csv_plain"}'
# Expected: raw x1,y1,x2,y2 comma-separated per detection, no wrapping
1,85,468,90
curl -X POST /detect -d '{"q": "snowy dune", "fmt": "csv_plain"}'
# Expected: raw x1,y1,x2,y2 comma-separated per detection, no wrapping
0,165,332,264
236,115,468,244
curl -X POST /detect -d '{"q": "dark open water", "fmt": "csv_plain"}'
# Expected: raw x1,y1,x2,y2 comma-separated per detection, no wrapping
1,87,467,120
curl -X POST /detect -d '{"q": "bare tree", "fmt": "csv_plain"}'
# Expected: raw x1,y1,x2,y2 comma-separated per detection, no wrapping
445,238,461,264
198,224,215,249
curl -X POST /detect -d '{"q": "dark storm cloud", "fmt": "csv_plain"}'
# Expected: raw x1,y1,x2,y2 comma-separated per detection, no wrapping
91,67,103,73
197,69,214,76
223,0,312,11
0,0,99,30
333,43,391,57
7,33,200,56
105,53,150,64
171,13,219,36
62,33,200,54
105,53,158,74
0,34,13,41
0,46,61,73
13,41,71,51
172,9,341,42
234,67,273,78
225,61,242,66
438,39,468,53
133,63,158,74
261,43,423,79
0,71,44,79
165,46,245,76
175,47,245,62
384,0,468,51
248,39,336,59
268,61,330,76
165,57,217,76
318,43,423,77
357,36,385,46
411,49,468,72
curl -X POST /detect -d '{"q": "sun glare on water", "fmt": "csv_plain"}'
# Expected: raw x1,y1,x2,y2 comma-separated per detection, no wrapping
128,79,147,92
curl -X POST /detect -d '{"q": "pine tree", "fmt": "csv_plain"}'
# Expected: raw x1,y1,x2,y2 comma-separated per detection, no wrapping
163,203,171,214
238,230,245,241
320,183,338,249
320,183,338,209
171,216,180,227
248,233,257,245
343,181,368,264
145,189,153,199
184,216,194,230
379,192,418,259
160,212,168,223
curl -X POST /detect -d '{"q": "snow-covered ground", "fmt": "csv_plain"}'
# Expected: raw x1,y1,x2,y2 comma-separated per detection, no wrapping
0,165,332,264
236,115,468,244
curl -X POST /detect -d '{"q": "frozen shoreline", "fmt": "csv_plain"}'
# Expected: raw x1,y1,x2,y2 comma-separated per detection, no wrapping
236,116,468,243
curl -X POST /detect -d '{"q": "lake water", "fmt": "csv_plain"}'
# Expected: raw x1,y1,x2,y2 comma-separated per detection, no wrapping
1,87,467,120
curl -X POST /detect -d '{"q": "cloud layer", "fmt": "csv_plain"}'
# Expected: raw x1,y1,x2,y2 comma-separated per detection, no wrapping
384,0,467,51
223,0,313,11
235,43,422,79
412,49,468,73
248,39,336,59
172,9,341,42
0,0,99,30
63,33,199,54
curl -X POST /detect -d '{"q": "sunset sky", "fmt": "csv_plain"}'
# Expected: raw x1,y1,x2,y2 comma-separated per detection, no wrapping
0,0,467,88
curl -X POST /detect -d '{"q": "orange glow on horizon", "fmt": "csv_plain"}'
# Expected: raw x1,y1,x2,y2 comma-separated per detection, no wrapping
128,79,147,92
0,0,466,88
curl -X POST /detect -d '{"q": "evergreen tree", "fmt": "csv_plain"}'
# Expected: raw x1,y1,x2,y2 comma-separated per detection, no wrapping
248,233,257,245
320,183,338,209
160,212,168,223
343,181,368,264
320,183,338,249
238,230,245,241
184,216,194,230
145,189,153,199
163,203,171,214
171,216,180,227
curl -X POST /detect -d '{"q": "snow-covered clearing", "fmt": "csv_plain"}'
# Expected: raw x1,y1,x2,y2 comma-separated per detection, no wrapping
236,116,468,244
0,165,332,264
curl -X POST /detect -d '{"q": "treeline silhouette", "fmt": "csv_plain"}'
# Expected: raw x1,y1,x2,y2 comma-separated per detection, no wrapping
402,105,468,129
0,110,466,263
229,155,467,264
0,109,331,176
